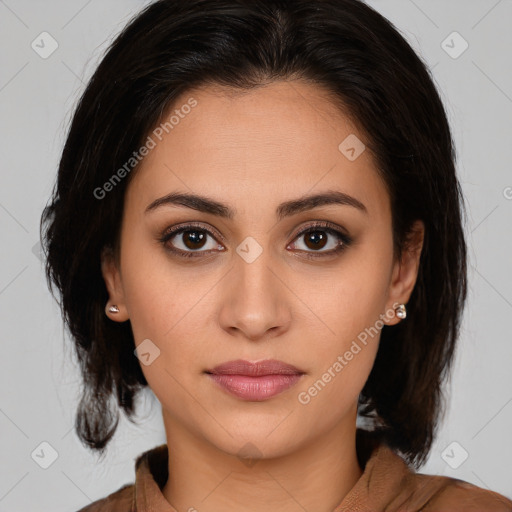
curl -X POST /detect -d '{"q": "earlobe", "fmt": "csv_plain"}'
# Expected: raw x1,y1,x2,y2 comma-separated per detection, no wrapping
100,246,129,321
385,220,425,325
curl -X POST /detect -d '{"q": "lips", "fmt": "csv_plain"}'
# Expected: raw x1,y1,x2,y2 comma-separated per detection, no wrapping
206,359,305,377
205,359,305,401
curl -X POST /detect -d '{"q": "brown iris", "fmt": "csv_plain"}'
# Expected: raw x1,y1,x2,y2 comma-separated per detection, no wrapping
303,231,328,251
182,230,207,250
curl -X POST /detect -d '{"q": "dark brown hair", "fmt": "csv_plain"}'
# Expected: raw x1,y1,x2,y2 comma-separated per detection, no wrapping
41,0,467,468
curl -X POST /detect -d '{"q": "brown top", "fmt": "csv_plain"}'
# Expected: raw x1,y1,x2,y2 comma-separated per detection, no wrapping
76,430,512,511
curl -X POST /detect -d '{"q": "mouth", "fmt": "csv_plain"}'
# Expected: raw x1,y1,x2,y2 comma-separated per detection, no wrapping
205,359,305,376
204,359,305,401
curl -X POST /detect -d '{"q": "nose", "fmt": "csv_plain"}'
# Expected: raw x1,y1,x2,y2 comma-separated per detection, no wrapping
218,250,292,342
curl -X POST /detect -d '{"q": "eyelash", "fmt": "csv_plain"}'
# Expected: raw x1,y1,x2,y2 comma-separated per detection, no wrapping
158,220,353,260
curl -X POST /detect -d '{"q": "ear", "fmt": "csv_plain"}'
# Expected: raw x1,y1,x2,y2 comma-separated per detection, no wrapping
384,220,424,326
101,246,129,322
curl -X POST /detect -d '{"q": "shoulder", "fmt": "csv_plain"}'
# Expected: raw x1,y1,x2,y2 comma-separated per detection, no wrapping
74,482,134,512
413,474,512,511
355,438,512,512
71,443,167,512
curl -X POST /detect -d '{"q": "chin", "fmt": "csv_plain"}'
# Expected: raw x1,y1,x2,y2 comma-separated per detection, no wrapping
203,420,306,462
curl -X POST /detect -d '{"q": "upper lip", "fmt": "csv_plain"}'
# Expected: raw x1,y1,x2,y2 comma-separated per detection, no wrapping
206,359,305,376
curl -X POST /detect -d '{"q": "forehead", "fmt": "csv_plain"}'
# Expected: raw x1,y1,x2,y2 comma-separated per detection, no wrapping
126,80,389,220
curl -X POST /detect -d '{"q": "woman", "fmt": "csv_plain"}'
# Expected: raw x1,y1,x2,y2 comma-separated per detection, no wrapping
41,0,512,510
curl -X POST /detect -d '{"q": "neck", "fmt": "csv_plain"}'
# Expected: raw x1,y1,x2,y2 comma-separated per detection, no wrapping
161,410,363,512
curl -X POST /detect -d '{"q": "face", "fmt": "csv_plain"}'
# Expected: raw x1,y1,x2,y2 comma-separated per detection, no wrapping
102,80,423,459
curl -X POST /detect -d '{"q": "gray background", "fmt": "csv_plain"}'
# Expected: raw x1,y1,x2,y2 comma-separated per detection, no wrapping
1,0,511,510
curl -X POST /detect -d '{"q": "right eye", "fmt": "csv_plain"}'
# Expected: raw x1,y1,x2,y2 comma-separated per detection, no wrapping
159,223,226,258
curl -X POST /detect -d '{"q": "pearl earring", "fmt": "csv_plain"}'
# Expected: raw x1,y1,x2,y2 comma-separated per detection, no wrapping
395,303,407,320
107,304,120,314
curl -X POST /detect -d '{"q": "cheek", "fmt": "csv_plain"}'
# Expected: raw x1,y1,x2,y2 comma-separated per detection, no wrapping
119,234,217,373
118,235,184,345
295,283,388,416
301,238,393,344
299,233,393,393
119,255,203,402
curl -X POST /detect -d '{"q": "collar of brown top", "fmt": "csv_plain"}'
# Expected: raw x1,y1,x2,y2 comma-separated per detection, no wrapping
132,428,512,512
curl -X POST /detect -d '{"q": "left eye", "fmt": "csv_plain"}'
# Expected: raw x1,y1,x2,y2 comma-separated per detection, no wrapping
289,227,349,254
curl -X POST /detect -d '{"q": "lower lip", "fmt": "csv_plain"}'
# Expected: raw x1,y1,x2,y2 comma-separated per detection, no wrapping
206,373,303,401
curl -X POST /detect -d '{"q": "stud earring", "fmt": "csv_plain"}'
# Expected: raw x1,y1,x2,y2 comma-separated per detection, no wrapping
395,303,407,320
107,304,119,314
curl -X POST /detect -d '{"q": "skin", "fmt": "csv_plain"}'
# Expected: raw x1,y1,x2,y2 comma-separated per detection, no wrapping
101,79,424,512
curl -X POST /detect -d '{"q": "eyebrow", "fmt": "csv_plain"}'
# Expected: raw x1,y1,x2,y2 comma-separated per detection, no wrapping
144,189,367,220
